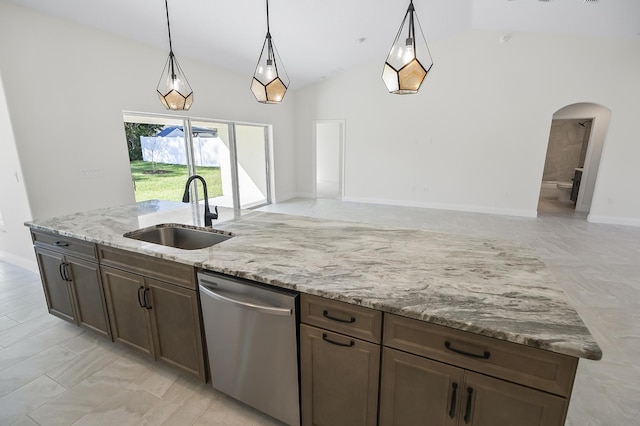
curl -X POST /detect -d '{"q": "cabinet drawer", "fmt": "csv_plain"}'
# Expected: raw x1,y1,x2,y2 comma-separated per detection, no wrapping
98,246,196,290
32,230,97,260
301,294,382,343
384,314,577,397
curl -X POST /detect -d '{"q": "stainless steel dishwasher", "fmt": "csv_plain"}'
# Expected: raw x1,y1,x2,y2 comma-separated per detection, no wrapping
198,271,300,426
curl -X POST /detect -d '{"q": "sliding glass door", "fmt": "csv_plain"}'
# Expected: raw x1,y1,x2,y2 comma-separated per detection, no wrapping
123,112,271,211
235,124,270,209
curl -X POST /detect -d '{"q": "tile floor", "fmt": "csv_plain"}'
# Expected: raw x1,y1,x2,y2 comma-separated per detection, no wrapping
0,197,638,425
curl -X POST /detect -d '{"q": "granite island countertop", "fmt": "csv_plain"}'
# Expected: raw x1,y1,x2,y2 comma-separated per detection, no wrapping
26,200,602,361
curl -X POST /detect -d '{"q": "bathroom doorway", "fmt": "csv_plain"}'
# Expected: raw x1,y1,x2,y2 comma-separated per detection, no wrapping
538,103,611,215
314,120,345,200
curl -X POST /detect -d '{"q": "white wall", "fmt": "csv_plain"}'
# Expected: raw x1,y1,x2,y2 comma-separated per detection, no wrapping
0,2,297,265
293,30,640,224
0,71,36,270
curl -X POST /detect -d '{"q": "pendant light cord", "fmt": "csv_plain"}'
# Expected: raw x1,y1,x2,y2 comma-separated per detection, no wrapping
165,0,173,53
266,0,271,35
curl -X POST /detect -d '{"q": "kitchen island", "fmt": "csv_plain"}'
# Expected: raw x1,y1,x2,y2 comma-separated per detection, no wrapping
26,200,602,425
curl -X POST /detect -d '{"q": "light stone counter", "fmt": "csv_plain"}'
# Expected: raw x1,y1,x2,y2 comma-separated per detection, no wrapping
26,200,602,360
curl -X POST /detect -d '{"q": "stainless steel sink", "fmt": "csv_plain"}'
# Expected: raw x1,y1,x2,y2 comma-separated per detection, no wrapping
124,224,233,250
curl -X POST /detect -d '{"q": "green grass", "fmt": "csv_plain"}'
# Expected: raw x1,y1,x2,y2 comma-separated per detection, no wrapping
130,161,223,202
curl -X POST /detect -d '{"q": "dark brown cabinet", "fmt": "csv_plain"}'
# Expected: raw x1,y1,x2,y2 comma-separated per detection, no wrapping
32,232,110,338
300,294,382,426
101,266,154,356
99,247,205,381
380,314,575,426
380,347,567,426
380,347,462,426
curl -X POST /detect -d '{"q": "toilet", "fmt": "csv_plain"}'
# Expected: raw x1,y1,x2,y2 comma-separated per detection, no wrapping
556,181,573,201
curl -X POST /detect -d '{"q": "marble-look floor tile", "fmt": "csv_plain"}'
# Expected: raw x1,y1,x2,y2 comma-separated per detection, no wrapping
0,315,19,332
0,375,67,425
126,361,180,398
0,298,33,316
72,388,160,426
29,352,150,426
0,344,77,398
0,312,61,348
45,345,122,388
193,392,283,426
12,416,40,426
6,304,48,324
0,322,84,372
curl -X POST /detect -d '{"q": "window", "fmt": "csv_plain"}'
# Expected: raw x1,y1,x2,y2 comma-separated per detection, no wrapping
123,112,272,210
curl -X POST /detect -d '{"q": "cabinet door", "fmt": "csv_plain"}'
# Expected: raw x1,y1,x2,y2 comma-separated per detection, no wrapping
101,266,154,357
146,278,206,380
300,324,380,426
463,371,568,426
380,347,463,426
67,256,111,338
35,246,75,323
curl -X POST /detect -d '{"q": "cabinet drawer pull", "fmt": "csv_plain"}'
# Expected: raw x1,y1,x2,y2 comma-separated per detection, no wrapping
449,382,458,418
464,387,473,424
53,241,69,247
137,286,145,308
444,341,491,359
322,333,355,347
322,309,355,324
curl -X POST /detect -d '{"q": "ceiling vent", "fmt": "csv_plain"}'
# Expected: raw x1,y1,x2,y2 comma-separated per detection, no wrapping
583,0,598,3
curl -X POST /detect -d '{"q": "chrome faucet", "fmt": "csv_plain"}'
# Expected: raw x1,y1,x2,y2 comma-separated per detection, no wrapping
182,175,218,227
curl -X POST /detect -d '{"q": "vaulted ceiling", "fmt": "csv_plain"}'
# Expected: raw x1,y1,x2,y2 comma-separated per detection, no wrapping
8,0,640,88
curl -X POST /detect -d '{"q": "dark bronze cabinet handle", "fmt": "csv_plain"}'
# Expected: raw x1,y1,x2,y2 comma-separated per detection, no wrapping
53,241,69,247
464,387,473,424
444,341,491,359
59,262,67,281
137,286,145,308
322,309,355,324
322,333,354,347
449,382,458,418
143,288,152,309
64,263,71,282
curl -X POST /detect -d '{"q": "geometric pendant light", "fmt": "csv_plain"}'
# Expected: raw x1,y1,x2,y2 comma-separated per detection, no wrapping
157,0,193,110
251,0,289,104
382,0,433,95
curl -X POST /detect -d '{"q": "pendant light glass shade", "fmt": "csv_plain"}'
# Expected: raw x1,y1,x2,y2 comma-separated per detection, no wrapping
157,52,193,110
382,1,433,95
157,0,193,110
251,0,289,104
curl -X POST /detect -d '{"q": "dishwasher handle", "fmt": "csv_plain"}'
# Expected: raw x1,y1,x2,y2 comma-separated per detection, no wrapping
199,283,293,316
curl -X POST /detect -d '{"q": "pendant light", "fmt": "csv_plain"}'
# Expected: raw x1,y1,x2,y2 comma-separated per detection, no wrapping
382,0,433,94
157,0,193,110
251,0,289,104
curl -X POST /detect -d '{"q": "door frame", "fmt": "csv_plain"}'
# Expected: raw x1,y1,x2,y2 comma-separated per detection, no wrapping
313,119,346,200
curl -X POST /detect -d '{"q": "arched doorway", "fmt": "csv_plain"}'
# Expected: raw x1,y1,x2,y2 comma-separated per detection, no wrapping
538,103,611,215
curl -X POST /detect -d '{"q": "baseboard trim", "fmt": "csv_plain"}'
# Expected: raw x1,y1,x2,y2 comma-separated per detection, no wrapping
587,214,640,227
0,251,38,273
342,196,537,218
